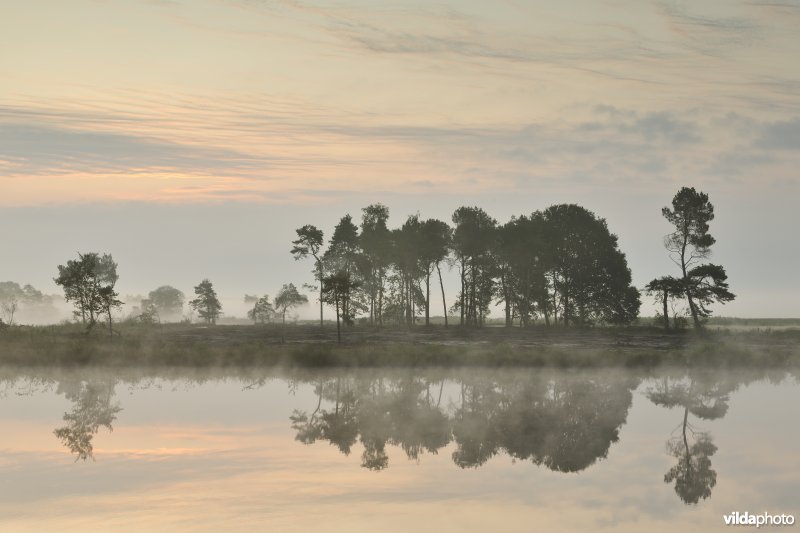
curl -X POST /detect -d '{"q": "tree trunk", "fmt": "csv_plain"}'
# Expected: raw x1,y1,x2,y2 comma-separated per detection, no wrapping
425,268,431,326
378,269,384,327
662,291,670,330
335,298,341,343
459,259,466,327
680,225,702,329
436,263,448,328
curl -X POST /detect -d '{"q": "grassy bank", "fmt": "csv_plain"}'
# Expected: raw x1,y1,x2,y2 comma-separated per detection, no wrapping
0,323,797,368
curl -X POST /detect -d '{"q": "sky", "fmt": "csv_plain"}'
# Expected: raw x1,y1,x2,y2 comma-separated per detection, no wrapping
1,0,799,318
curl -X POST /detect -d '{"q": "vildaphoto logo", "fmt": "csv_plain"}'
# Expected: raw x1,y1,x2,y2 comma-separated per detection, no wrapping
723,512,796,527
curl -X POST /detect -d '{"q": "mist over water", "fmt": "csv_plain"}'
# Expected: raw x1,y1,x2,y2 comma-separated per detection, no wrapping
1,366,796,531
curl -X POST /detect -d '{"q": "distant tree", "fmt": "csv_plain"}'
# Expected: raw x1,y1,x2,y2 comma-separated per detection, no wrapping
245,294,274,325
98,285,123,337
147,285,185,320
0,282,20,325
323,216,361,324
359,204,391,326
451,207,498,327
419,218,452,326
274,283,308,342
542,204,640,326
189,279,222,325
495,214,550,327
644,276,684,330
54,252,120,332
391,215,426,326
321,271,359,343
662,187,735,328
291,225,325,328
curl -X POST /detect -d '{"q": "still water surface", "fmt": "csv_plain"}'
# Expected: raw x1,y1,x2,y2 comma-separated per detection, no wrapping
0,367,797,532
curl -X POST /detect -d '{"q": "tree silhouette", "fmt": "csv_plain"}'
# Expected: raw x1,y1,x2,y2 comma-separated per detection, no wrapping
291,225,326,328
451,207,498,327
543,205,640,326
274,283,308,342
644,276,685,329
189,279,222,325
359,204,391,326
661,187,735,328
54,252,120,333
321,271,359,342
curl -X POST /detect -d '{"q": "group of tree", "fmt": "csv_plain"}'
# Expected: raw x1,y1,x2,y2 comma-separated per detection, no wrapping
645,187,735,329
293,203,642,330
46,188,733,333
0,281,56,326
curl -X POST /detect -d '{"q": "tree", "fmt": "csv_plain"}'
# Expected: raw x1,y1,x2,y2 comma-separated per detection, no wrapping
419,218,451,326
321,271,359,343
495,215,550,327
245,294,274,324
662,187,735,328
359,204,391,326
323,215,362,324
54,252,120,332
189,279,222,324
0,282,20,325
291,225,326,328
542,204,640,326
644,276,684,330
451,207,498,327
274,283,308,342
147,285,185,321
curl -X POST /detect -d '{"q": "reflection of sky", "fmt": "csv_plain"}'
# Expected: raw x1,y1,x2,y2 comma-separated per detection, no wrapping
0,371,796,531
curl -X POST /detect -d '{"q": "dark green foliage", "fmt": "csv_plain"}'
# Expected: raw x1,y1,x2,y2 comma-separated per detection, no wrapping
542,204,640,326
302,202,644,329
54,252,121,334
451,207,498,327
321,271,360,342
359,204,391,326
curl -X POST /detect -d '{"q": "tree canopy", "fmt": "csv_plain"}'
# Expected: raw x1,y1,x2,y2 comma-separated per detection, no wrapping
54,252,121,332
189,279,222,325
656,187,735,328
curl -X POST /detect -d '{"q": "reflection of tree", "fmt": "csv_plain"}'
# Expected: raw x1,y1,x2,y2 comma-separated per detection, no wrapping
289,372,638,473
664,408,717,504
53,380,121,461
647,371,736,504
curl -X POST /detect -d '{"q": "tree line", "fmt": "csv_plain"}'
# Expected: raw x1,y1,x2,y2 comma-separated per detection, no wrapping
293,188,735,332
293,203,643,333
4,186,731,334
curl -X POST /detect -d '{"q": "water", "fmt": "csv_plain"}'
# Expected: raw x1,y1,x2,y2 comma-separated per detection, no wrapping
0,367,797,531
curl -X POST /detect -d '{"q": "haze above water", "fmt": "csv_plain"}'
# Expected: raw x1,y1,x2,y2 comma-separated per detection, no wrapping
0,367,797,532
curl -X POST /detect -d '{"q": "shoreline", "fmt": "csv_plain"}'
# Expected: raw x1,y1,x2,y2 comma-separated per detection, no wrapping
1,323,797,369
